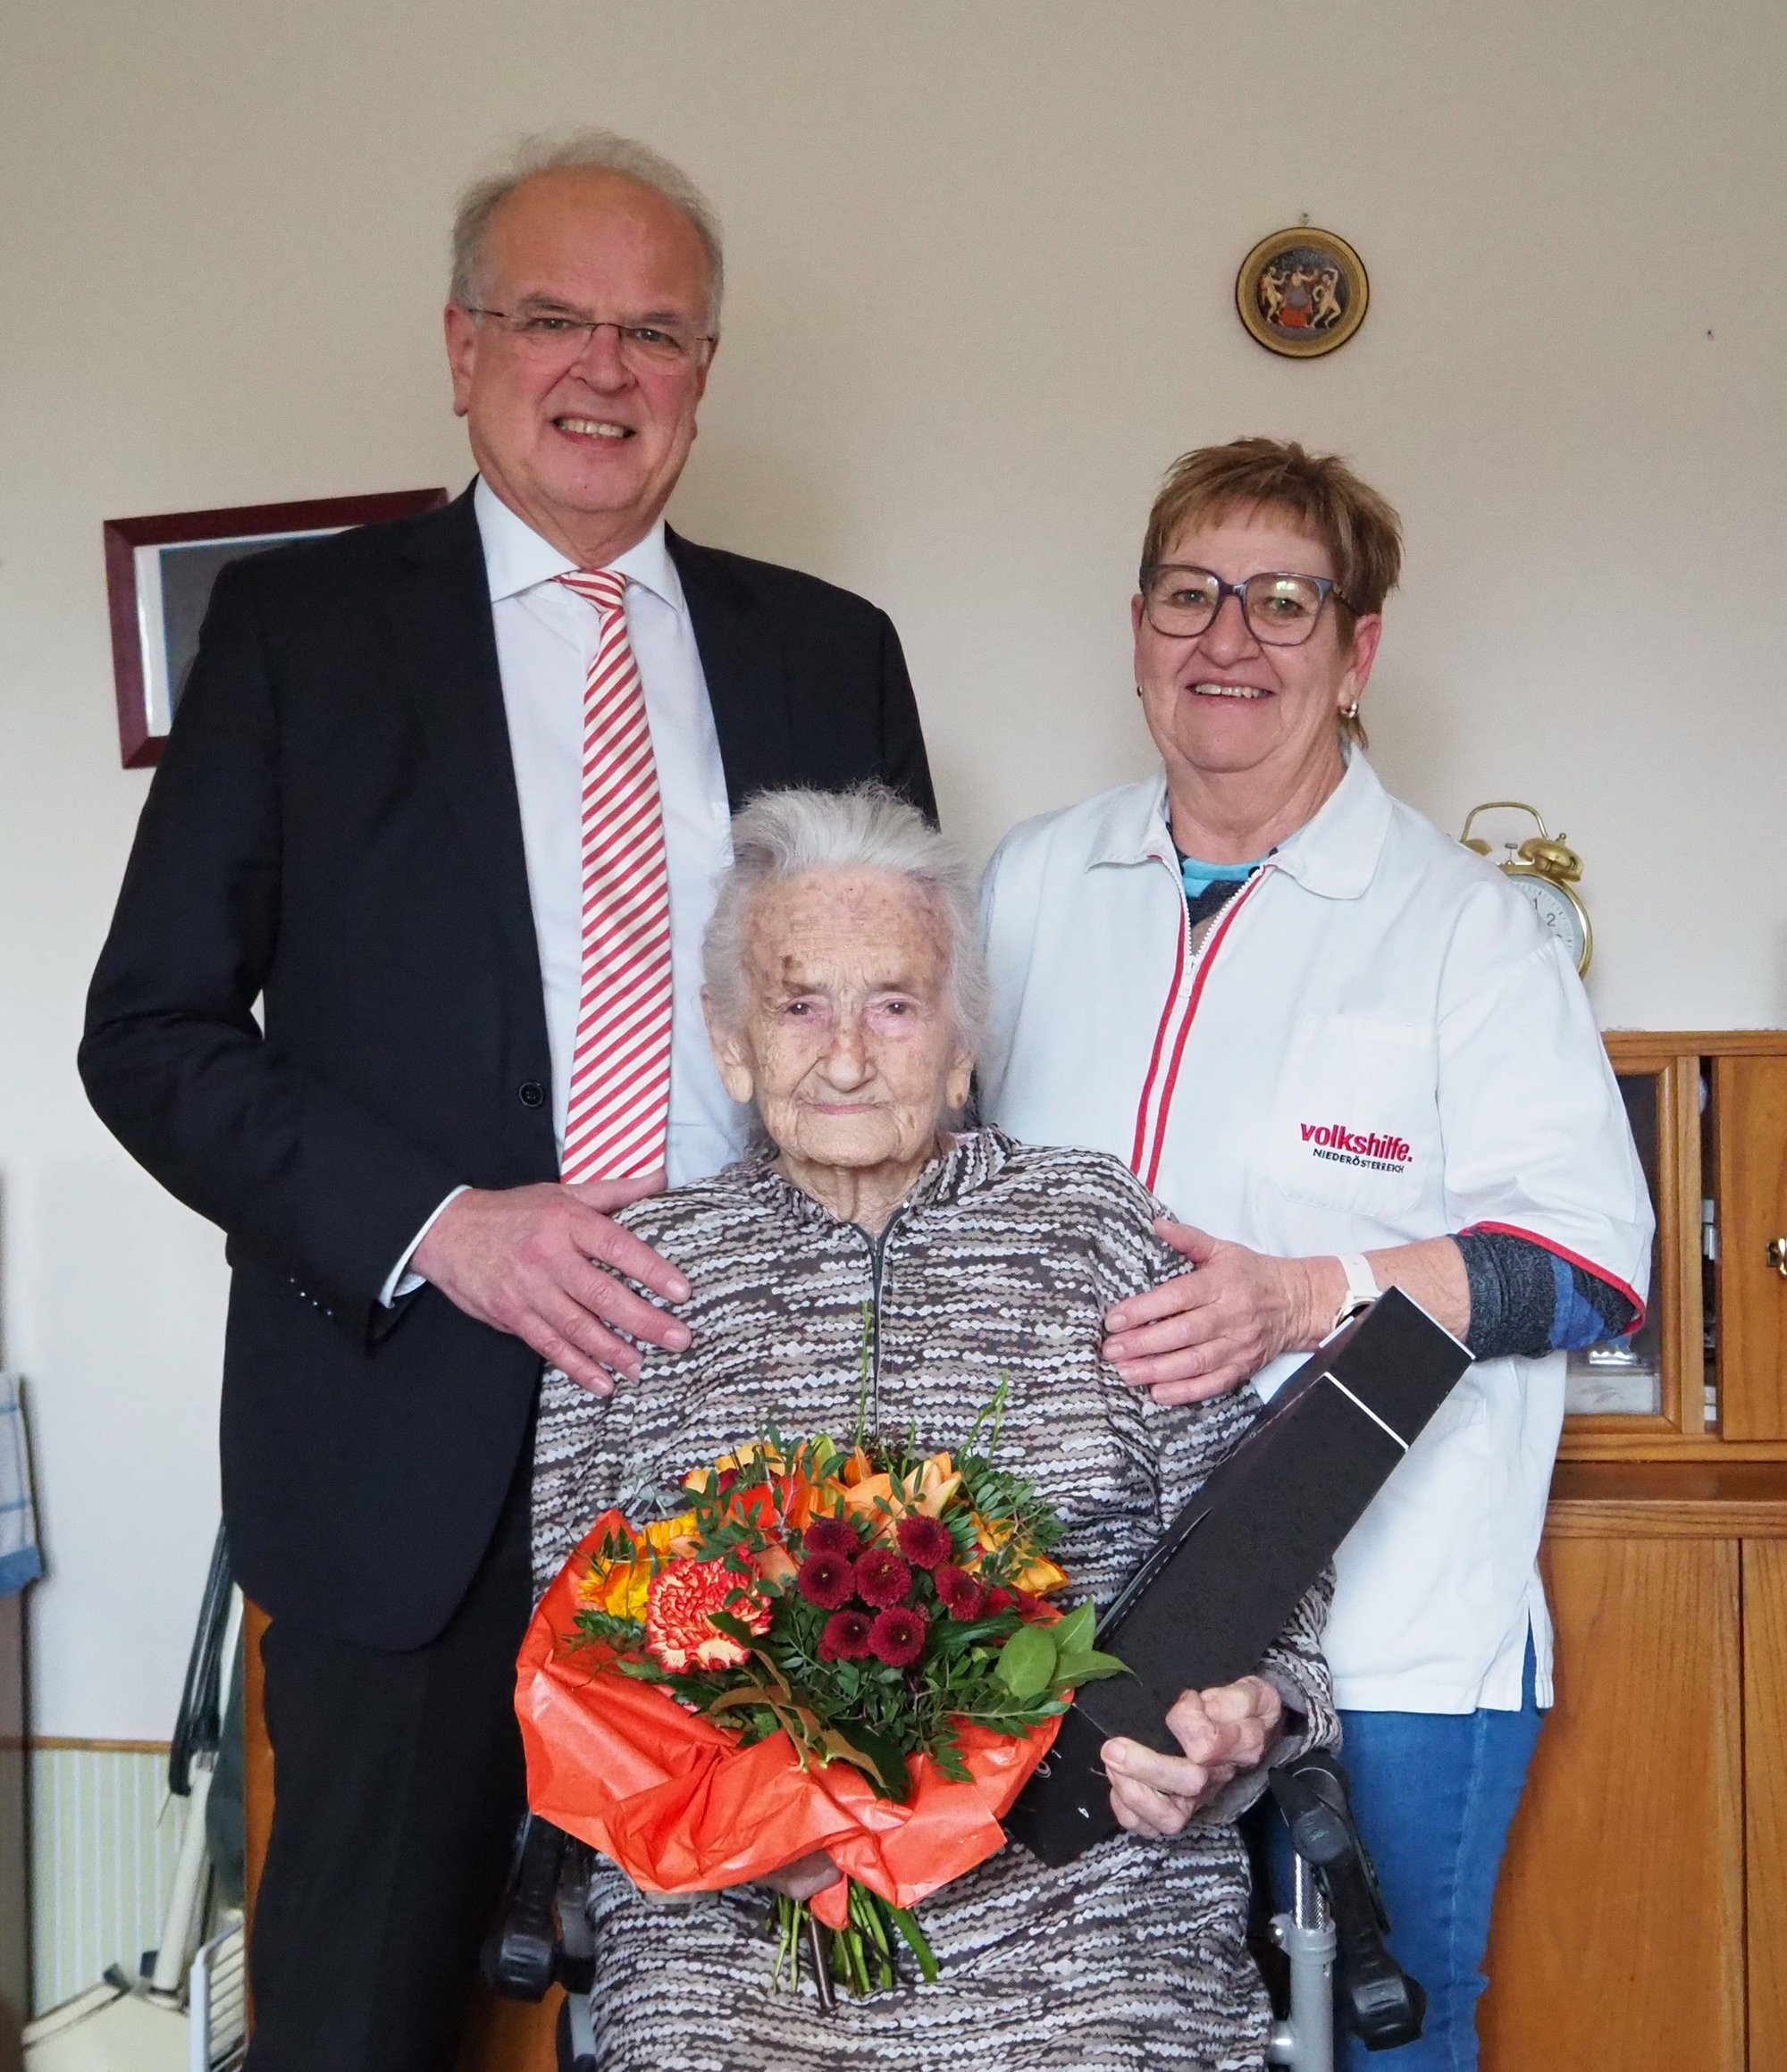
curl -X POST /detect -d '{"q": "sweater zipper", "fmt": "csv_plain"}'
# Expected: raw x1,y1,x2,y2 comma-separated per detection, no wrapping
858,1206,910,1434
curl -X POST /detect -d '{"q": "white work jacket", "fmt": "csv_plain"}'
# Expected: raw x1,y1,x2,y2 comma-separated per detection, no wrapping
979,752,1652,1714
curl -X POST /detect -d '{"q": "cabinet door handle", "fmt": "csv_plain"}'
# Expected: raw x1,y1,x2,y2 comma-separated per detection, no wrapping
1768,1237,1787,1278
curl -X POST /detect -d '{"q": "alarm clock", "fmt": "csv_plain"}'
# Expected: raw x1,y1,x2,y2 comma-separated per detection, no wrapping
1459,802,1593,975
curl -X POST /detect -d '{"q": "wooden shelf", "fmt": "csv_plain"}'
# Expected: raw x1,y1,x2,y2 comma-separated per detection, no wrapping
1548,1460,1787,1537
1600,1028,1787,1053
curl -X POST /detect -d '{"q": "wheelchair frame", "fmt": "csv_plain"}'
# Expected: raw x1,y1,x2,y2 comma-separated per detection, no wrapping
487,1748,1423,2071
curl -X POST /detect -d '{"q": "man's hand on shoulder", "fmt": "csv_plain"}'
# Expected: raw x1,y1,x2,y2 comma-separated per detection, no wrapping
411,1175,690,1396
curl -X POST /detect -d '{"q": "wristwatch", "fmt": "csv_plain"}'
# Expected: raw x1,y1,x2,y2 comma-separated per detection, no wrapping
1330,1252,1380,1334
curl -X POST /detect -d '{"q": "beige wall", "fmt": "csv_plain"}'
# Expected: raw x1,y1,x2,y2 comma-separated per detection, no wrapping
2,0,1783,1733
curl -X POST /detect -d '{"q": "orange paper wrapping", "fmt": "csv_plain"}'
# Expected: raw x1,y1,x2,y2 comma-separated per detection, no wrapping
517,1514,1062,1932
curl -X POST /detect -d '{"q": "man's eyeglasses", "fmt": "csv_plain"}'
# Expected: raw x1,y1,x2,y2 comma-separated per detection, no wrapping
465,306,714,371
1140,565,1355,648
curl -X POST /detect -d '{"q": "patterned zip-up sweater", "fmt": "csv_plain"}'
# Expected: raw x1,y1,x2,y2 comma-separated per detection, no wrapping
532,1130,1337,2072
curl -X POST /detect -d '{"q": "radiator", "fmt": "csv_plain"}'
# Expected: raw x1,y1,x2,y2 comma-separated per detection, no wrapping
29,1744,190,2017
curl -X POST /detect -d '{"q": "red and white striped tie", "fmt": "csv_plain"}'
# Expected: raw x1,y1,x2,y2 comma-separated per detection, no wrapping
555,569,674,1183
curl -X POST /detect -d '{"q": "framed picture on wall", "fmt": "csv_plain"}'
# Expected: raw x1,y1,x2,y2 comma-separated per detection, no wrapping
103,488,449,768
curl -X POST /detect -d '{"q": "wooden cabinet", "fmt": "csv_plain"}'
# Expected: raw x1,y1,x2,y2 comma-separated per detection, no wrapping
1715,1055,1787,1439
1744,1539,1787,2068
1560,1033,1787,1459
1483,1032,1787,2072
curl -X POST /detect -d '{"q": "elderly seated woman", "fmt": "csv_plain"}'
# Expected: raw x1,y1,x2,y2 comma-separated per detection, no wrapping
532,785,1338,2072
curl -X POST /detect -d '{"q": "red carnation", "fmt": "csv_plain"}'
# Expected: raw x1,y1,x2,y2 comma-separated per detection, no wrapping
796,1551,857,1609
803,1516,860,1559
645,1558,770,1672
895,1514,952,1570
854,1547,913,1608
935,1563,986,1620
984,1587,1015,1615
868,1604,928,1667
819,1609,874,1661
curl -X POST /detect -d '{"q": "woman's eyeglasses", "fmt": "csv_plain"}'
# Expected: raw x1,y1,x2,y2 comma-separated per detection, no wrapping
1140,565,1355,647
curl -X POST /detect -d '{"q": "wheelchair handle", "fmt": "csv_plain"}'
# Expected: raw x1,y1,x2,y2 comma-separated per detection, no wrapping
1269,1750,1427,2053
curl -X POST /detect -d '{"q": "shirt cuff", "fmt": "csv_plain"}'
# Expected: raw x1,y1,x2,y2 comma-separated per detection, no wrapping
380,1186,471,1307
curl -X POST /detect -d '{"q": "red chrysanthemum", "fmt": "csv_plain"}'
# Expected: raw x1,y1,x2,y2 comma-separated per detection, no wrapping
983,1587,1015,1615
818,1609,875,1661
895,1514,952,1570
803,1516,860,1559
868,1604,928,1667
854,1548,914,1608
645,1558,770,1672
796,1551,857,1609
935,1563,986,1620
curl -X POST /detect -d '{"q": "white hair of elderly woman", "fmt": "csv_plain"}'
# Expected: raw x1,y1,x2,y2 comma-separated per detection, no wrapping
703,786,991,1054
449,128,726,325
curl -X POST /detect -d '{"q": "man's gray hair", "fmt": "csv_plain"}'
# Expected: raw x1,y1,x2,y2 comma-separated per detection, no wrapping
449,130,725,327
704,787,991,1053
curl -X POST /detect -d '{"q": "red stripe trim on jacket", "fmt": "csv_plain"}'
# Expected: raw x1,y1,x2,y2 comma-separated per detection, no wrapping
1129,903,1189,1177
1462,1220,1649,1330
1137,870,1271,1191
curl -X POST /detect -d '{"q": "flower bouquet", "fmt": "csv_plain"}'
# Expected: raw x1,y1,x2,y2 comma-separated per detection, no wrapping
516,1394,1126,1996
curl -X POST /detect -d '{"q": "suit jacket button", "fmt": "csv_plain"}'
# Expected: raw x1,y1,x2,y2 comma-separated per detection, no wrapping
518,1081,547,1110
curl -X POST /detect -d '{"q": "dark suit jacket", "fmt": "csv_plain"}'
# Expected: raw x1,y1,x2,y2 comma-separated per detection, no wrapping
80,486,935,1650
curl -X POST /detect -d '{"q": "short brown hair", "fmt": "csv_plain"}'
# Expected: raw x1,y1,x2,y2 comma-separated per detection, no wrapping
1141,438,1403,747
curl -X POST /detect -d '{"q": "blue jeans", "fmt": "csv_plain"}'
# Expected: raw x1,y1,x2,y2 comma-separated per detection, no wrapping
1271,1643,1543,2071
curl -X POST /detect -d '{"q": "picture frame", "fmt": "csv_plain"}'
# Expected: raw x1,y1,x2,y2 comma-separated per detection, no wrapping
1236,228,1370,359
103,488,449,768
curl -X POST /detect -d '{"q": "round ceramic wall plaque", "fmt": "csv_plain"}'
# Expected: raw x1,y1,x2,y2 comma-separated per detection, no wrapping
1236,227,1369,358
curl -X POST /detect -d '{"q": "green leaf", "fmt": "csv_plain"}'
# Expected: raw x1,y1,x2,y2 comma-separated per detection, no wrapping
1052,1601,1097,1657
995,1622,1058,1700
1061,1647,1129,1687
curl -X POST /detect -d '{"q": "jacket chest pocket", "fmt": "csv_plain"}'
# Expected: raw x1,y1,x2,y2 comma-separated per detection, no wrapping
1263,1012,1436,1225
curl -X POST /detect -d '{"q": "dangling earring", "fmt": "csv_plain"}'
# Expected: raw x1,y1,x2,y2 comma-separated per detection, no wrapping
1341,700,1360,719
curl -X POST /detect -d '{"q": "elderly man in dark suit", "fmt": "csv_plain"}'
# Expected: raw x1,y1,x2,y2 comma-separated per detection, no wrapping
80,131,933,2071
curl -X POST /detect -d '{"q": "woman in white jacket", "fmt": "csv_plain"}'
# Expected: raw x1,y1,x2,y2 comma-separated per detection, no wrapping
978,437,1652,2071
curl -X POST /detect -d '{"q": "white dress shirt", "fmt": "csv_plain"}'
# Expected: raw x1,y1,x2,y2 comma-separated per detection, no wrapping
384,483,751,1298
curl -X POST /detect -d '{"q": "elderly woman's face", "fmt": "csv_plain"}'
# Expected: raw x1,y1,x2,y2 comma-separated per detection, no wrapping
1132,508,1382,791
711,869,973,1179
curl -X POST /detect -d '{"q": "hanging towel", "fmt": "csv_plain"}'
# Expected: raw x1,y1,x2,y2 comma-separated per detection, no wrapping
0,1376,42,1596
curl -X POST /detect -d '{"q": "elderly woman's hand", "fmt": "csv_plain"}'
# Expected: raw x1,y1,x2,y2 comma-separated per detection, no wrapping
1102,1676,1285,1839
1103,1221,1330,1404
761,1850,842,1900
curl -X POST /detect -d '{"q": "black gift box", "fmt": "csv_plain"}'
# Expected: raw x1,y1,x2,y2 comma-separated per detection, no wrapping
1004,1288,1472,1866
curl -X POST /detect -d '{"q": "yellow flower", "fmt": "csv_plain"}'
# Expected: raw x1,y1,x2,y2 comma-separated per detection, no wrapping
641,1513,699,1556
1008,1553,1069,1596
591,1556,652,1622
579,1513,697,1623
970,1510,1066,1595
